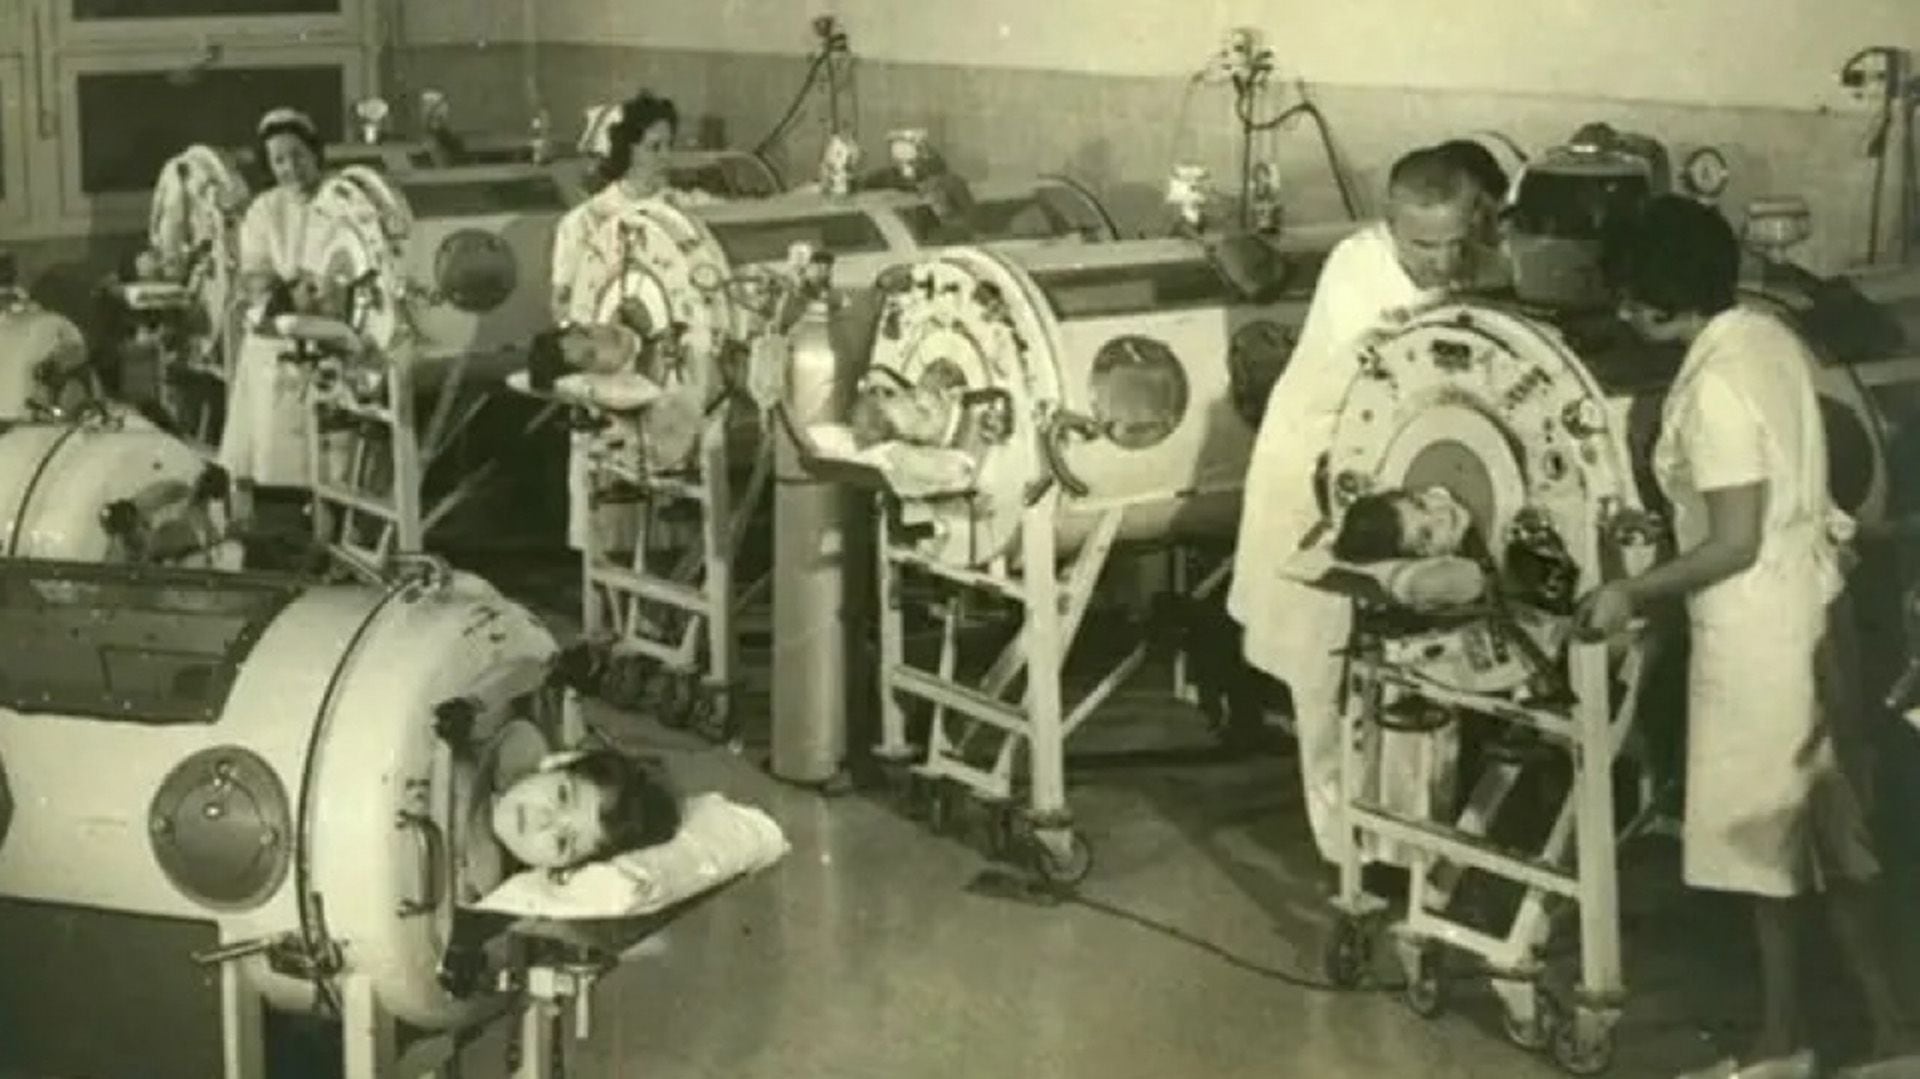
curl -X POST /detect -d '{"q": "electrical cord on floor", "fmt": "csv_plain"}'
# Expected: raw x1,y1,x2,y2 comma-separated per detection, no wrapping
1061,888,1402,993
1046,875,1752,1041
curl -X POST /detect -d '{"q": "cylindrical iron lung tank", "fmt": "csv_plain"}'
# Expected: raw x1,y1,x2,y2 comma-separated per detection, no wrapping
0,417,235,567
0,559,562,1078
847,230,1348,568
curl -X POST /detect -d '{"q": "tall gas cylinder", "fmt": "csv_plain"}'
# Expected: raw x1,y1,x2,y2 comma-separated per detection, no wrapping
770,285,852,785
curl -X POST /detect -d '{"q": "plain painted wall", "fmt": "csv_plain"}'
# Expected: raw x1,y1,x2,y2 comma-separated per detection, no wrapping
404,0,1920,112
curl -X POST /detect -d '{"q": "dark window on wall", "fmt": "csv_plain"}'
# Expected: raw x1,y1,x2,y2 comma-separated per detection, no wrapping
76,66,344,195
72,0,339,17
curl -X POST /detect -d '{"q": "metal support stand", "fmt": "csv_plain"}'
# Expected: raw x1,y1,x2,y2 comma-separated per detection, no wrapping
579,407,769,741
874,496,1234,887
1325,613,1651,1076
305,346,530,582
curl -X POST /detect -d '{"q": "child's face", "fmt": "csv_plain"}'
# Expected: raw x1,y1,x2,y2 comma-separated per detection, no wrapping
1394,485,1472,558
559,323,637,375
491,767,609,869
853,380,956,447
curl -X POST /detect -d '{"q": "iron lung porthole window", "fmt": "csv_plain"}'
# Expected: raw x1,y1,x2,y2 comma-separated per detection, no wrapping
1089,335,1189,450
435,229,519,314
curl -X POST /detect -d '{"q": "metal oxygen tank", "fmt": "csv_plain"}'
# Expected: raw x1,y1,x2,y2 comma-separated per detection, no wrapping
769,260,851,786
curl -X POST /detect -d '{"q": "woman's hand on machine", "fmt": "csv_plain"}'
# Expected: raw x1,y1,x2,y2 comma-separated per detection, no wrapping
1572,581,1635,641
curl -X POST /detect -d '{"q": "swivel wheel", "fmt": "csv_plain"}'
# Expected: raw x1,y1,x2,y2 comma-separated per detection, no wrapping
1402,948,1446,1018
979,802,1019,861
1322,916,1373,989
875,761,917,811
1551,1011,1615,1076
925,781,956,836
600,656,653,711
901,775,935,822
650,671,694,729
1501,996,1555,1052
688,689,734,743
1028,829,1093,889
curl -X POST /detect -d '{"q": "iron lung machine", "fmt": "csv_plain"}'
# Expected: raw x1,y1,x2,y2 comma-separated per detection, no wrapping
819,231,1344,878
103,144,252,453
0,558,567,1079
541,176,1120,742
276,163,572,577
0,417,238,568
1308,302,1672,1074
0,295,103,421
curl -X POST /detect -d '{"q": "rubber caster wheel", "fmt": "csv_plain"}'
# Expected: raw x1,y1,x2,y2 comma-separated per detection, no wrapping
652,673,693,729
1322,917,1372,989
980,805,1018,861
925,782,956,835
902,776,934,822
1551,1017,1614,1076
1403,954,1445,1018
600,657,650,711
878,764,915,811
1029,830,1093,888
688,692,729,742
1502,1001,1555,1052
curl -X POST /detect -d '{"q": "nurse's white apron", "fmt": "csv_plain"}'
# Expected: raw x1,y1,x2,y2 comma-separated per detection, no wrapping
1654,309,1875,897
217,326,313,489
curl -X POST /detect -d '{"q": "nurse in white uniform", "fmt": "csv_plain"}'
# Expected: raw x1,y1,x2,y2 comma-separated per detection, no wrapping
1576,196,1916,1079
1227,146,1490,874
550,90,716,327
548,91,715,553
218,107,325,521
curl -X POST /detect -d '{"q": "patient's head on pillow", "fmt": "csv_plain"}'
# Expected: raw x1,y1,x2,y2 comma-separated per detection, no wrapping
1333,485,1473,563
490,748,682,869
527,323,643,391
849,368,962,449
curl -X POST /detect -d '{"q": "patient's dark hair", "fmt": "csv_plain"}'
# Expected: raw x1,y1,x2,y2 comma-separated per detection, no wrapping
558,748,683,863
1333,492,1411,563
527,326,570,391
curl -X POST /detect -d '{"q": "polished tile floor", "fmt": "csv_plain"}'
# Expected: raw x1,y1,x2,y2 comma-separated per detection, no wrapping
136,516,1892,1079
434,571,1920,1079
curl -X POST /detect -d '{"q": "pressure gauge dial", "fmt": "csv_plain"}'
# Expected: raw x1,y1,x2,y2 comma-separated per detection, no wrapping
1682,147,1730,199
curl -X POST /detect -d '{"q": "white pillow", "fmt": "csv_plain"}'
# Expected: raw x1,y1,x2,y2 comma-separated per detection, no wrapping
470,793,789,920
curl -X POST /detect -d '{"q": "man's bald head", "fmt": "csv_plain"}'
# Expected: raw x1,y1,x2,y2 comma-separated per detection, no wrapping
1384,147,1480,289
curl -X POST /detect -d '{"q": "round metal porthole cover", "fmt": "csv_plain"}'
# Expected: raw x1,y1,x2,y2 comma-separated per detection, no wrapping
1227,320,1299,427
148,747,292,911
1089,335,1190,450
435,229,519,314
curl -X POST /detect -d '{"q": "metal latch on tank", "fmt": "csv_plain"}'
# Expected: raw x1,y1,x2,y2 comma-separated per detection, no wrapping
191,932,345,981
1036,408,1103,499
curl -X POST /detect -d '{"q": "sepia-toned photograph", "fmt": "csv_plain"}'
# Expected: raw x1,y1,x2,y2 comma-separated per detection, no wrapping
0,2,1918,1076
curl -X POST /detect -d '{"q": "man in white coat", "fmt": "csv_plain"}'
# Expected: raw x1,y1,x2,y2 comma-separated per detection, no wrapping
1228,146,1490,874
